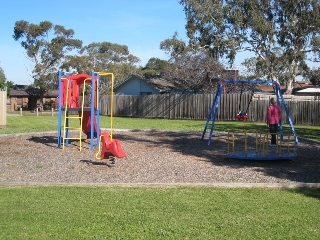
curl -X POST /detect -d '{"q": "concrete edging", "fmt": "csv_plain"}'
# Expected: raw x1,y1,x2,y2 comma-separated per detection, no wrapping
1,182,320,188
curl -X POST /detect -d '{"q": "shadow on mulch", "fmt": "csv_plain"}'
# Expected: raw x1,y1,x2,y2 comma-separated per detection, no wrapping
117,130,320,184
80,159,116,167
24,131,320,184
27,135,57,148
27,135,85,149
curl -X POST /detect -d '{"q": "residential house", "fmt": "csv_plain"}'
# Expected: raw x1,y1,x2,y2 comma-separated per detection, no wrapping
292,81,320,96
114,75,181,95
222,70,239,80
251,81,318,101
7,85,58,111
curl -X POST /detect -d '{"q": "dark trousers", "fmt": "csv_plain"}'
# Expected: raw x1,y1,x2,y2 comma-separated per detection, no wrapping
269,124,278,144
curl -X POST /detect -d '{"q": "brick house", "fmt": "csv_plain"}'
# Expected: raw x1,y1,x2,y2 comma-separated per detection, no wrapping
7,85,58,111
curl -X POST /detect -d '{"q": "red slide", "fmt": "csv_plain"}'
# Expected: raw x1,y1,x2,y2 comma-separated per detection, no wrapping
80,111,98,138
100,132,126,159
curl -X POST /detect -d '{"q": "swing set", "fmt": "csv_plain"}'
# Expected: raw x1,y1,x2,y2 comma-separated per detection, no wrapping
202,79,299,160
235,82,255,121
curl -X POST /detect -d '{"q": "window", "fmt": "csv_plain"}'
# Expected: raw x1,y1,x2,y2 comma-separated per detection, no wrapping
16,98,23,105
140,92,152,96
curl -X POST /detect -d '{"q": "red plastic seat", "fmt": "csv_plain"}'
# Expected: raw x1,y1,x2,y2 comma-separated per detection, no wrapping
236,111,248,121
100,132,126,159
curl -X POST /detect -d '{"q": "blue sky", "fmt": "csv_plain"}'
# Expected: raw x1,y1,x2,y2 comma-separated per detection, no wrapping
0,0,191,85
1,1,318,85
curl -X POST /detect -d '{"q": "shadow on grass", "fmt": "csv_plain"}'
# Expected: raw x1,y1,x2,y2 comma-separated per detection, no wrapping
286,188,320,200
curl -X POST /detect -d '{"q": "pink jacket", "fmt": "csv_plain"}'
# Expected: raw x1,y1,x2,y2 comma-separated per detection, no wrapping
267,104,281,124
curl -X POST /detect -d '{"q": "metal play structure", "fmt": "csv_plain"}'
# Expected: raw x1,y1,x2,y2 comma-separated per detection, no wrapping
226,131,298,160
202,79,299,160
57,71,126,164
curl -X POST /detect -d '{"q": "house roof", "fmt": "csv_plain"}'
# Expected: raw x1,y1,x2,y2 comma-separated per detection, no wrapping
10,85,29,97
115,74,180,92
10,85,58,97
255,84,286,94
295,87,320,93
252,81,316,95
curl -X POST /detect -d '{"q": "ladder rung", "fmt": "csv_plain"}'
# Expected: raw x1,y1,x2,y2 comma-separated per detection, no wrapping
64,137,82,140
65,116,82,119
64,127,82,130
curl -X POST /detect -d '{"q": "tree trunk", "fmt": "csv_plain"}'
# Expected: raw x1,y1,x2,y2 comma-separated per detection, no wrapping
285,61,298,95
39,95,44,111
284,80,293,95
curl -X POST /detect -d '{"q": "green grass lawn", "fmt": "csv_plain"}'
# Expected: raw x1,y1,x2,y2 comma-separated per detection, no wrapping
1,114,320,142
0,186,319,239
1,114,319,239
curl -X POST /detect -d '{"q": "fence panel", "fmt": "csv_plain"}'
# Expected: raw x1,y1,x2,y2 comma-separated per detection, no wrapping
100,94,320,125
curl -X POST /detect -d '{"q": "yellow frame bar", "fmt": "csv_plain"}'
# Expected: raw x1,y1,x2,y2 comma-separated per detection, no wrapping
95,72,114,140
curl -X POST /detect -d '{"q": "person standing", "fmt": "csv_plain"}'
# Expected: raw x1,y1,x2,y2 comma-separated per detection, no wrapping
267,97,281,146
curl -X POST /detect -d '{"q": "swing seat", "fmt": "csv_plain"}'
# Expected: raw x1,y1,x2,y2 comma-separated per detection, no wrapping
236,111,248,121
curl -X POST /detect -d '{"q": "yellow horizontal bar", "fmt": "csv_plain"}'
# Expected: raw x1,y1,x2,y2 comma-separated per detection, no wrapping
64,137,82,140
95,72,113,76
65,116,82,119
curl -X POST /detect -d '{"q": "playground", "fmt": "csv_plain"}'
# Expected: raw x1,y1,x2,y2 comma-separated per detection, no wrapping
1,73,319,185
0,129,319,185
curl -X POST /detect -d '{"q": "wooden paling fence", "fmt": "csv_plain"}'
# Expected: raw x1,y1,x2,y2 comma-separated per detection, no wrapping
100,94,320,126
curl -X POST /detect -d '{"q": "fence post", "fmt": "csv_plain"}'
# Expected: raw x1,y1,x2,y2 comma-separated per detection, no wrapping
0,88,6,126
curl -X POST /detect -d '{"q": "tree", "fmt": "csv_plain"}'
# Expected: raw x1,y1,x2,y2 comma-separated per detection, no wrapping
13,20,82,109
61,41,141,90
140,57,170,76
0,66,6,90
180,0,320,94
308,67,320,85
160,32,224,93
60,55,94,75
0,65,14,97
241,57,262,80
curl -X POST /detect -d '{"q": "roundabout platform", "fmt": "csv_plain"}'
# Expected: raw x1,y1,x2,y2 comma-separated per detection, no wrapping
226,131,298,161
227,150,298,161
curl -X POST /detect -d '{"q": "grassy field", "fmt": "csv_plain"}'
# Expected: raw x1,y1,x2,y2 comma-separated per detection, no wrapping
1,114,320,239
1,113,320,142
0,186,319,239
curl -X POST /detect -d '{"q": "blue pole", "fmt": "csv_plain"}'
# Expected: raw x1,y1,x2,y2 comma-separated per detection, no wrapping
207,84,222,145
278,85,300,146
90,70,95,150
275,85,283,141
223,79,274,85
202,83,223,145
